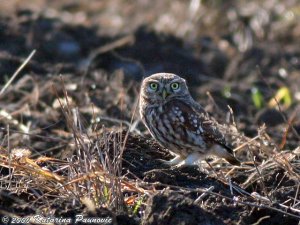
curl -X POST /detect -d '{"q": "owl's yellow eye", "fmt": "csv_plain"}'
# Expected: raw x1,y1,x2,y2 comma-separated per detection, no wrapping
149,82,158,90
171,82,180,90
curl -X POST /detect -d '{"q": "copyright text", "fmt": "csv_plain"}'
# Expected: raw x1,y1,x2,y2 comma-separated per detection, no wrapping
1,214,112,224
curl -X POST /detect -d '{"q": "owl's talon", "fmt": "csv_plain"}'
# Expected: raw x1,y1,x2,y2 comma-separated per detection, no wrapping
170,162,196,170
157,155,183,166
169,152,202,169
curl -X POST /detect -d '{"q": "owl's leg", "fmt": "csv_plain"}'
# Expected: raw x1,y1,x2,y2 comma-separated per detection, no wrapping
158,155,183,166
173,152,202,168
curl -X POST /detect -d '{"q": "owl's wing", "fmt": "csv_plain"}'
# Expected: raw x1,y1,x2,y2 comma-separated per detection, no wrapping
197,114,229,148
170,99,231,151
164,99,240,165
188,100,241,164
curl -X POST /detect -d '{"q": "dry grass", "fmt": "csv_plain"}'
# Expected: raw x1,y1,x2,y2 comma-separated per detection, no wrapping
0,75,300,220
0,80,148,217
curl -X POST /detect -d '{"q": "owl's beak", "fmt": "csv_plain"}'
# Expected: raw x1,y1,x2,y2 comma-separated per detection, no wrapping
162,89,169,99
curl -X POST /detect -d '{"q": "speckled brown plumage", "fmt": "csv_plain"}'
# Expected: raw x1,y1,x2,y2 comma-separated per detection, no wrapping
139,73,240,167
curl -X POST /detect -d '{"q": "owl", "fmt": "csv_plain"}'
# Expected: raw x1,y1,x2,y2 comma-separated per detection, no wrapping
139,73,240,167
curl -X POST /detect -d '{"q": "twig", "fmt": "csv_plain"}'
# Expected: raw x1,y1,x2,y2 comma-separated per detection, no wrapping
7,124,12,189
278,202,300,214
251,153,272,203
250,216,270,225
279,109,298,149
233,135,260,152
293,183,300,207
93,116,142,135
88,35,134,59
82,35,135,78
0,49,36,96
194,186,214,204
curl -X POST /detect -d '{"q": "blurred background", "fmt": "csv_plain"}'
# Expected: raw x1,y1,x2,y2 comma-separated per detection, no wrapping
0,0,300,148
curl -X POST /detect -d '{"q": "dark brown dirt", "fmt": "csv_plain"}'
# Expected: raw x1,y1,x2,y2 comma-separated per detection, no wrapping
143,191,226,225
122,133,299,225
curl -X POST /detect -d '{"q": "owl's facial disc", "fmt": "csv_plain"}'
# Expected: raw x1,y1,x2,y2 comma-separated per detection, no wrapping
142,73,189,104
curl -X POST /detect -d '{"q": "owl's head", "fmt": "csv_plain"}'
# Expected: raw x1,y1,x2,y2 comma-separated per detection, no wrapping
140,73,190,105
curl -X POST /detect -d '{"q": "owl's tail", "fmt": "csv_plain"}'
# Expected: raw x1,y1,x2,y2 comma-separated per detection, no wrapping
211,144,241,166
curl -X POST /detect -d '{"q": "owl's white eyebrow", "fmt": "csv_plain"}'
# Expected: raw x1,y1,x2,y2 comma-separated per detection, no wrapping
147,80,159,83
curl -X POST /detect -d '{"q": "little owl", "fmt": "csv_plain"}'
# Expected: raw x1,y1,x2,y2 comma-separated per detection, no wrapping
139,73,240,167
